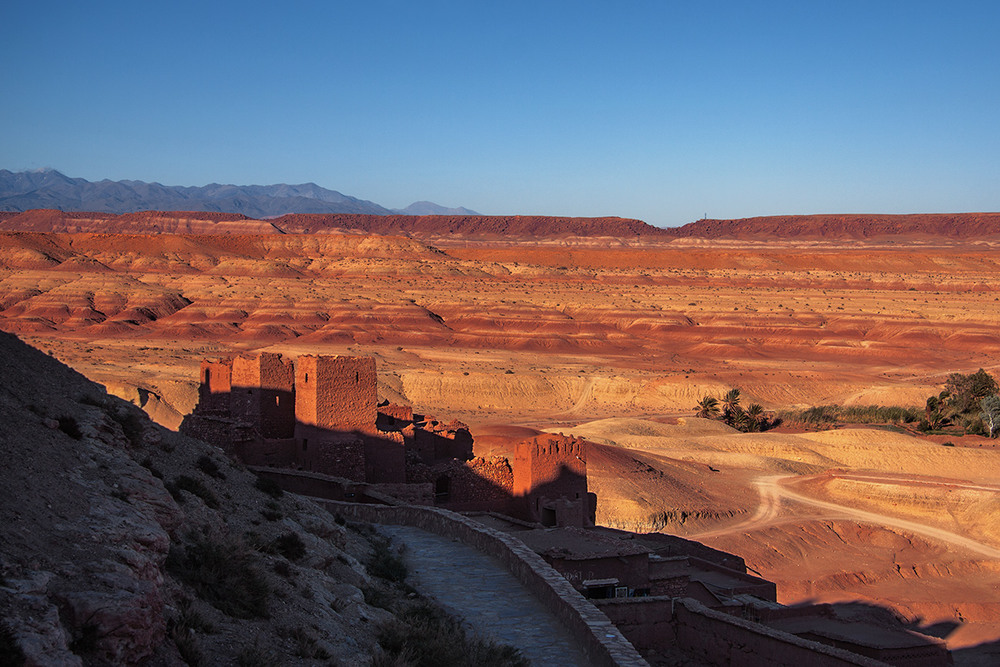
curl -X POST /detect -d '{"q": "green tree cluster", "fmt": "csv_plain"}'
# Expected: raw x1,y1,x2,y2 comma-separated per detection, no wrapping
921,368,1000,436
694,388,781,433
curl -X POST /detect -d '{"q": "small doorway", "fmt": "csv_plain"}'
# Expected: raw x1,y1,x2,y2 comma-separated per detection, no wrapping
434,476,451,504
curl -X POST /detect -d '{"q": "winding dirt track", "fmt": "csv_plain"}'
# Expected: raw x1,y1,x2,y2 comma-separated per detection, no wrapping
688,474,1000,560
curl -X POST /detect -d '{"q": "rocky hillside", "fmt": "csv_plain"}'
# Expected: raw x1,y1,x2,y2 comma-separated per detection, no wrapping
0,169,393,217
0,331,515,665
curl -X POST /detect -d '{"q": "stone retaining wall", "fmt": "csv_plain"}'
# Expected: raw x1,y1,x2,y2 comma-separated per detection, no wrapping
597,597,887,667
319,499,648,667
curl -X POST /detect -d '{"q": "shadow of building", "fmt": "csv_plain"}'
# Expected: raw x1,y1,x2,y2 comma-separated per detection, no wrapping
181,351,594,526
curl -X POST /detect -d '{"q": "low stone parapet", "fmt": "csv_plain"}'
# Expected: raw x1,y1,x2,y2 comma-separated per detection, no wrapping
597,596,888,667
319,499,648,667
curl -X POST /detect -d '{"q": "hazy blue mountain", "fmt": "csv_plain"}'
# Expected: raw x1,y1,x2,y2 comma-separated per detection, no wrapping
391,201,480,216
0,169,427,217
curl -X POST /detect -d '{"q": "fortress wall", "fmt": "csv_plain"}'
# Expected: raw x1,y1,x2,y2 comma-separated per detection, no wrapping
230,352,295,439
377,403,413,423
295,356,319,426
364,431,406,483
295,355,376,433
513,434,588,497
320,500,649,667
595,598,677,656
672,599,886,667
439,458,520,515
249,467,370,502
198,359,232,413
597,597,884,667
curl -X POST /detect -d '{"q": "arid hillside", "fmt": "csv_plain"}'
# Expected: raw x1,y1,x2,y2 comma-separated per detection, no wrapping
2,228,999,426
4,214,1000,662
0,330,517,665
564,417,1000,659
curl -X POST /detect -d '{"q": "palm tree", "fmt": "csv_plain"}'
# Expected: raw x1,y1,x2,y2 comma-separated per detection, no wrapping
745,403,765,432
722,388,741,414
726,405,749,431
695,396,720,420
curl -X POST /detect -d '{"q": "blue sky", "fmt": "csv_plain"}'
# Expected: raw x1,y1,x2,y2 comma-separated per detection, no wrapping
2,1,998,227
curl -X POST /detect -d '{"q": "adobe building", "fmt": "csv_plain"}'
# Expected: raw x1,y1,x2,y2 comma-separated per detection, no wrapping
184,351,596,527
513,433,594,527
184,352,404,482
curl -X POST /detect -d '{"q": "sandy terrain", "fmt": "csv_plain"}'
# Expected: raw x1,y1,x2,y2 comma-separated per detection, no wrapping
3,225,1000,657
3,232,1000,427
564,418,1000,654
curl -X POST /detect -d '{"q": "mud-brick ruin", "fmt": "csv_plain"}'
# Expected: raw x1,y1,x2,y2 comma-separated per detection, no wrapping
183,352,595,527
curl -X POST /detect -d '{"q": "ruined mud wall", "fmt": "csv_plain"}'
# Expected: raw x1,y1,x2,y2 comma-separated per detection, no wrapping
320,500,648,667
364,431,405,484
597,597,883,667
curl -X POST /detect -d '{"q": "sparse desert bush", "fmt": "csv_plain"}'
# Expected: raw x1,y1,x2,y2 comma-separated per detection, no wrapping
255,475,284,499
236,642,272,667
170,599,216,635
0,621,26,666
166,476,220,509
269,531,307,561
57,415,82,439
260,501,283,522
196,455,225,479
376,599,528,667
281,626,330,660
167,533,270,619
367,537,407,583
110,407,146,446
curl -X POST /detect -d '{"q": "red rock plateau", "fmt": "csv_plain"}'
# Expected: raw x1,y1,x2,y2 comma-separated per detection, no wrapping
3,209,1000,660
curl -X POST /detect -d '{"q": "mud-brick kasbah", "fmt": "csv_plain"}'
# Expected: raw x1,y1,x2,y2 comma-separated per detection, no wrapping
183,352,954,667
182,351,594,528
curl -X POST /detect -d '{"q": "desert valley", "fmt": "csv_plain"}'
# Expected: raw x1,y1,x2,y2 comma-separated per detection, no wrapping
3,209,1000,665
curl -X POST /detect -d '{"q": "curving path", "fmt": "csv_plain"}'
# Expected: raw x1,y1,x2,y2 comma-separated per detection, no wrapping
687,474,1000,559
378,524,594,667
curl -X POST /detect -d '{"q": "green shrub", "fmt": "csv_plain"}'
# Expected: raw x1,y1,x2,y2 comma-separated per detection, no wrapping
784,404,921,426
166,534,270,619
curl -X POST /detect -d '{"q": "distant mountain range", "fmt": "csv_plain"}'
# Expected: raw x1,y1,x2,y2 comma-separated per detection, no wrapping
0,169,479,218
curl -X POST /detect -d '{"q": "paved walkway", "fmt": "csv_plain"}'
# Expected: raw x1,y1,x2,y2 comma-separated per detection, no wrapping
378,524,593,667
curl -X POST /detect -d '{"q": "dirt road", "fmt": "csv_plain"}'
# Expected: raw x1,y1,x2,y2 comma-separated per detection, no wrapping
688,473,1000,559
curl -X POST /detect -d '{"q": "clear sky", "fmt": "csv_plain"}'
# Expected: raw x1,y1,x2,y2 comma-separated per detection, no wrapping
2,1,998,227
